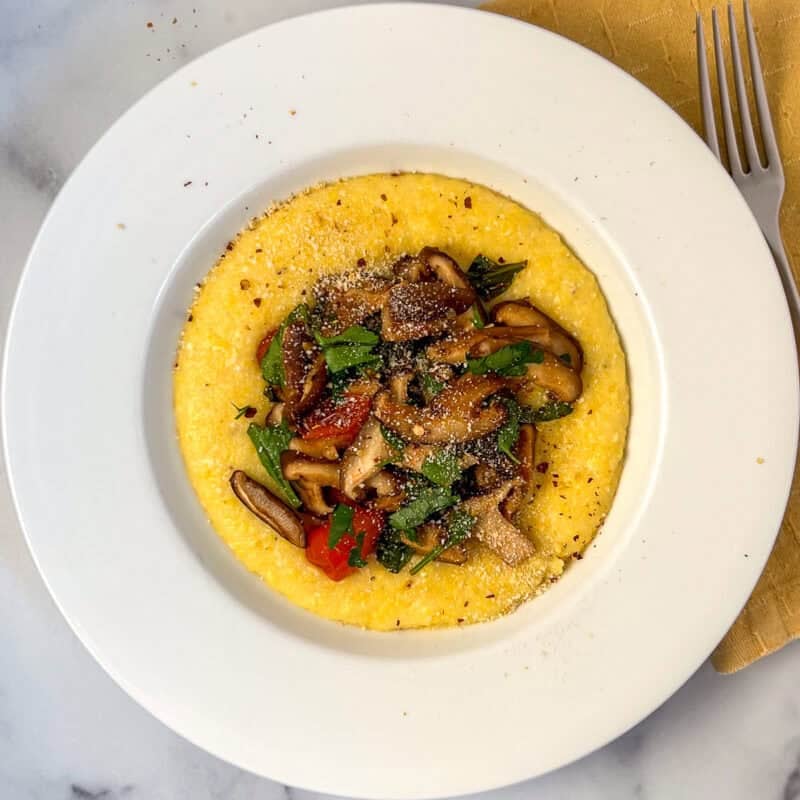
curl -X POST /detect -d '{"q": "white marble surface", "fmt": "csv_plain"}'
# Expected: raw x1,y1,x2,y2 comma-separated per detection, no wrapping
2,2,799,798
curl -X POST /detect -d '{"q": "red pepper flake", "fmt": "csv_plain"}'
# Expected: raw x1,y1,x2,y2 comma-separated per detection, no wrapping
396,619,400,627
356,257,366,267
457,618,465,624
464,196,472,208
572,534,580,542
406,580,413,589
535,462,549,473
572,552,583,560
240,279,250,290
391,213,398,225
380,193,388,201
552,473,559,478
336,199,342,206
253,298,262,307
226,241,234,251
552,480,559,488
146,21,154,28
549,576,559,583
244,406,257,419
498,256,505,263
187,314,193,322
183,180,192,187
587,409,593,415
587,477,593,484
485,593,496,599
559,494,567,500
255,248,263,253
464,600,469,607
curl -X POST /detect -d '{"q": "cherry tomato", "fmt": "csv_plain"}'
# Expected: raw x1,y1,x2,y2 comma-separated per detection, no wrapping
256,328,278,365
301,393,372,445
305,506,385,581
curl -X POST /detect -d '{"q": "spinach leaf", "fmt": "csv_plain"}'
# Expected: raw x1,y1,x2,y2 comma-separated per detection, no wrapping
328,503,354,549
322,343,382,374
409,508,475,575
347,532,368,568
471,304,486,329
314,325,379,347
376,528,413,573
466,340,544,377
497,398,523,463
389,486,458,531
380,424,405,461
419,372,445,402
466,255,527,300
247,421,301,509
420,449,461,488
534,401,574,422
260,304,310,387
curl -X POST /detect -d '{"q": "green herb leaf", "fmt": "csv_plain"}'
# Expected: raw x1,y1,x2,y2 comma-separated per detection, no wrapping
232,402,255,420
314,325,379,347
328,503,354,549
376,528,413,573
246,421,301,509
533,401,574,422
347,532,368,568
260,304,310,387
558,352,572,365
420,449,461,488
466,340,544,377
389,486,458,531
409,508,475,575
380,424,405,461
466,255,527,300
419,372,445,402
322,343,382,373
471,304,486,329
497,398,523,463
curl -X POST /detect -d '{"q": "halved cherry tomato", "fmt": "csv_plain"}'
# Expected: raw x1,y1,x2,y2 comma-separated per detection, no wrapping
305,506,385,581
256,328,278,365
301,393,372,445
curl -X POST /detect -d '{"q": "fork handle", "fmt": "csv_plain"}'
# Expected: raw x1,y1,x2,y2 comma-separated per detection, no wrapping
764,229,800,345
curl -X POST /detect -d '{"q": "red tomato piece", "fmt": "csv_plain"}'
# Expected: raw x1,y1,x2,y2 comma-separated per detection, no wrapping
256,328,278,365
305,506,386,581
301,393,372,444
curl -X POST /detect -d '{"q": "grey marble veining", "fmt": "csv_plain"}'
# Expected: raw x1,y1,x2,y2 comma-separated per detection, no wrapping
1,2,799,799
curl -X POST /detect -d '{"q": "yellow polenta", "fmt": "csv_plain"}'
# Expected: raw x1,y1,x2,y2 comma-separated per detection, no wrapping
174,173,629,630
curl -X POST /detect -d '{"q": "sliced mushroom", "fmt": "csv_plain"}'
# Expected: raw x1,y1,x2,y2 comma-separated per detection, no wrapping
372,493,406,512
327,285,390,330
229,470,305,547
392,254,429,282
266,402,285,425
474,462,503,491
502,424,537,519
281,321,327,423
400,523,468,565
462,334,583,403
426,331,483,364
280,452,340,516
347,376,382,397
289,435,349,462
523,350,583,402
492,300,583,371
381,282,475,342
340,417,392,499
364,469,400,497
462,482,536,565
418,247,476,296
389,371,413,403
374,373,508,444
486,324,582,372
399,443,477,473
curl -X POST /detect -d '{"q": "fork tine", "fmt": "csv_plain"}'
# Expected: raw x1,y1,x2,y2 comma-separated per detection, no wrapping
712,7,744,175
727,3,762,171
743,0,782,170
696,14,721,159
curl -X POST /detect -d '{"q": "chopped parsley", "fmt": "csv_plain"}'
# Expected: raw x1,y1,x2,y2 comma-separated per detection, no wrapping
380,424,405,461
471,303,486,329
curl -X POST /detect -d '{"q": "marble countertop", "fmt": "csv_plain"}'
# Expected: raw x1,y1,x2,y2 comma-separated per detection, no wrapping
2,2,799,798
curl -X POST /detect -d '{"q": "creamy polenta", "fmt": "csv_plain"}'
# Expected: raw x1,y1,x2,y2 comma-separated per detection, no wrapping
174,173,629,630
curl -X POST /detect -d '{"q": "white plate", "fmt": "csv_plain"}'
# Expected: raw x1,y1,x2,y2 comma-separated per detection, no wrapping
4,4,797,798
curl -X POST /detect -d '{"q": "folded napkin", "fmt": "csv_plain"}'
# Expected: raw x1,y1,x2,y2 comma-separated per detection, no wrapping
482,0,800,673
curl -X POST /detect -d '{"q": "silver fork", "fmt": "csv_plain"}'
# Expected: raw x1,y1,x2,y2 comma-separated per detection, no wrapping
696,0,800,338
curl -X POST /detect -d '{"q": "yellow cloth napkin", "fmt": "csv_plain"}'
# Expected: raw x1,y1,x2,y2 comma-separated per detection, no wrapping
482,0,800,673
